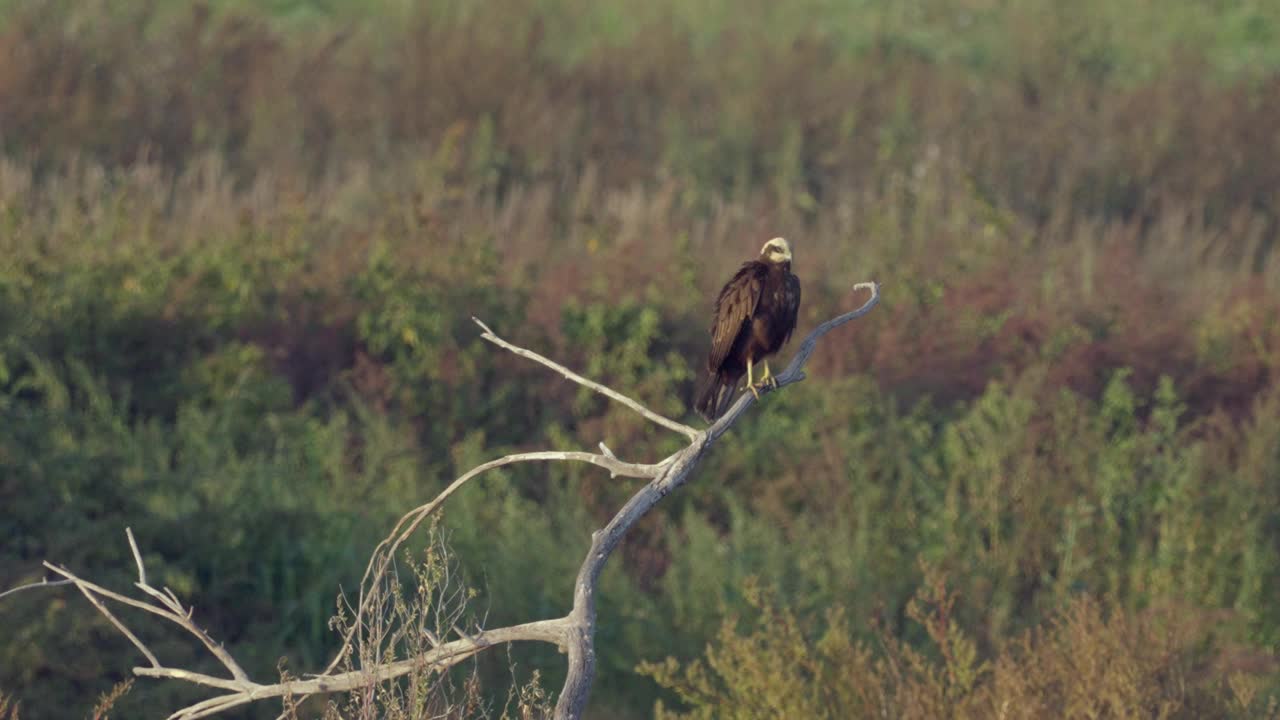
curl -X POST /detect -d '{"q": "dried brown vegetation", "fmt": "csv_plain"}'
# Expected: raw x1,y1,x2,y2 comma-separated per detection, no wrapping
3,0,1280,716
643,572,1280,720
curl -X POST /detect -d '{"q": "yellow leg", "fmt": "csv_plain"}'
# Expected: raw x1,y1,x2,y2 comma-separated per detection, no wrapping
759,360,775,389
746,357,760,400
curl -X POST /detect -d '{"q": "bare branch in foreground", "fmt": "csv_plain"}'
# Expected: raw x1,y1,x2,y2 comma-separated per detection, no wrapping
31,281,878,720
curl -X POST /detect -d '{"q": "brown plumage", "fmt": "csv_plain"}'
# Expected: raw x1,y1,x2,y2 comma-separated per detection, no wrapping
695,237,802,421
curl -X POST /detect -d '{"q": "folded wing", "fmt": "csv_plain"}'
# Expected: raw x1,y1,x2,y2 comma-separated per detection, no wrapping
707,262,766,373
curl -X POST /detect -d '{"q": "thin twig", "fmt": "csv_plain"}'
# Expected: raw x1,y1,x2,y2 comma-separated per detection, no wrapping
473,317,701,441
127,527,147,586
128,533,252,684
0,576,73,600
52,533,257,685
68,578,162,669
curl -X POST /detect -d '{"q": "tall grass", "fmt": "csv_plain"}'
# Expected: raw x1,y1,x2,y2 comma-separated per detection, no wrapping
1,0,1279,716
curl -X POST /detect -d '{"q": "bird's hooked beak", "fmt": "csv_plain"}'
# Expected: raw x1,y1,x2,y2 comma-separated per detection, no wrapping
760,237,793,264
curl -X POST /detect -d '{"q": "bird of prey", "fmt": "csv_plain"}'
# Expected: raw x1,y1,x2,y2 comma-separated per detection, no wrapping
694,237,802,421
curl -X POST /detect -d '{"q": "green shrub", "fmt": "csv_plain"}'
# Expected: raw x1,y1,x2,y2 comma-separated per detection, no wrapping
642,573,1280,720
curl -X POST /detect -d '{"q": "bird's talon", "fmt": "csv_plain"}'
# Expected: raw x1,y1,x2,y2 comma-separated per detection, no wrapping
749,385,761,400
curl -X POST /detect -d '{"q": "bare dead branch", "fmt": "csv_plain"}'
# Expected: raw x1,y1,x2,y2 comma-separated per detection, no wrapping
123,532,252,684
45,533,572,720
473,317,701,441
379,449,667,551
44,536,256,688
0,576,73,600
68,577,162,669
323,446,673,679
127,526,147,586
130,619,568,720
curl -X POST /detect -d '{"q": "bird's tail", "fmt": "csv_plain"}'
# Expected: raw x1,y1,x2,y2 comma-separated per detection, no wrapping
695,373,737,422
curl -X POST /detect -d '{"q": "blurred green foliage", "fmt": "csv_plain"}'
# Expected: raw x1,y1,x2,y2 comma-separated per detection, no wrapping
1,0,1280,717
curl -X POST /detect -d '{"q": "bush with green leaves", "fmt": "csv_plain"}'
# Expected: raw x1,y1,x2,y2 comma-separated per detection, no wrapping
641,571,1278,719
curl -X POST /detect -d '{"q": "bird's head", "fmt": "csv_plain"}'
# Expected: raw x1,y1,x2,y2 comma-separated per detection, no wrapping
760,237,793,266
